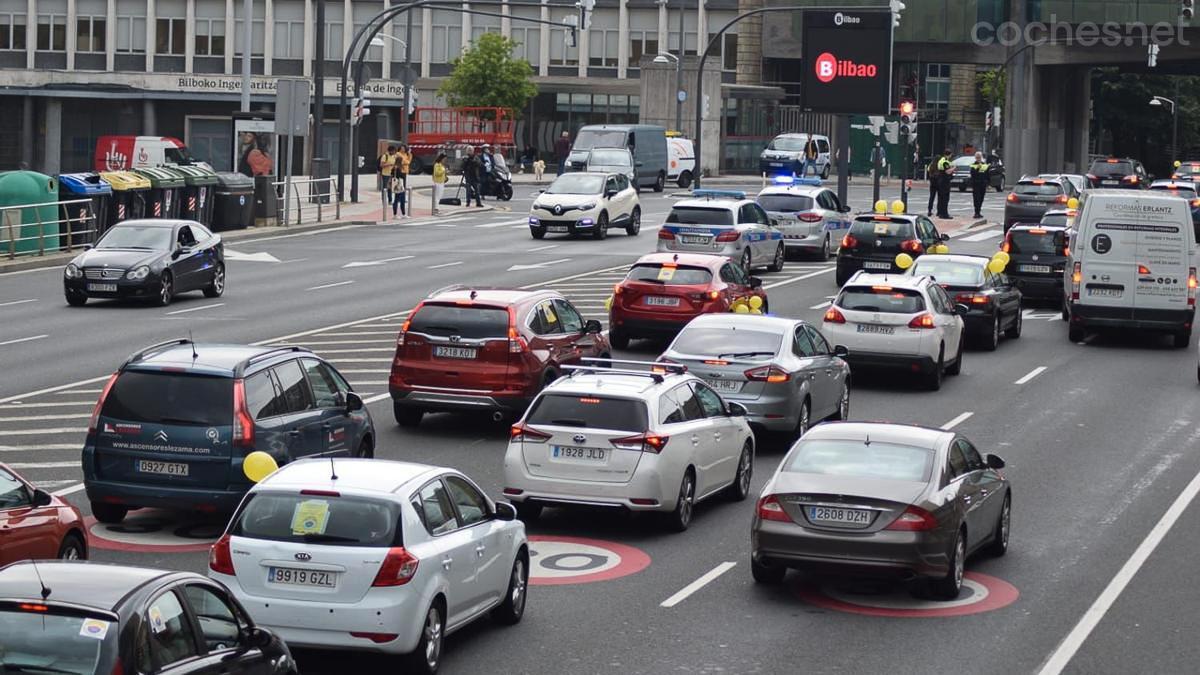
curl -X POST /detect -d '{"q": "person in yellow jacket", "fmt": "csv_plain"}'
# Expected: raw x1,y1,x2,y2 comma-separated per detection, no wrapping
431,153,449,216
935,148,953,219
378,146,398,213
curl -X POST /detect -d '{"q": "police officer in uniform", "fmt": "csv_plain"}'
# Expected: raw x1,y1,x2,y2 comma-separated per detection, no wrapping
935,148,953,219
969,151,990,219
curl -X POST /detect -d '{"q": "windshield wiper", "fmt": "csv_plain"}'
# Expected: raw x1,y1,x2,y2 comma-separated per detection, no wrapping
1,664,79,674
716,351,775,359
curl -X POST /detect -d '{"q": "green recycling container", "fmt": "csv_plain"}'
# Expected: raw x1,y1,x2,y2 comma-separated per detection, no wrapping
133,166,186,219
0,171,60,256
172,165,219,225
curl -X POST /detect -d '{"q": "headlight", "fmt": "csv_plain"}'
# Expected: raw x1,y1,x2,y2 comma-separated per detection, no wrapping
126,266,151,281
529,216,540,225
64,263,81,279
578,203,597,211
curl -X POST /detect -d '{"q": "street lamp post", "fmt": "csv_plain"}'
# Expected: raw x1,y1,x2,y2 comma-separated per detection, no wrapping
1149,95,1178,167
652,52,682,133
370,34,409,143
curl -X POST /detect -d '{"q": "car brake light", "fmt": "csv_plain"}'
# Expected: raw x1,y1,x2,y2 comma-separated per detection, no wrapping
1031,179,1046,185
956,293,990,306
300,489,341,497
840,233,858,249
506,307,528,353
1029,228,1047,234
908,313,936,329
1006,193,1018,203
1106,159,1119,163
756,495,792,522
1071,261,1081,301
1138,265,1151,275
900,239,924,255
613,283,623,295
1001,233,1012,253
232,379,254,448
715,230,739,243
745,365,791,383
658,228,675,240
1189,267,1198,308
209,534,235,575
510,422,551,443
1122,175,1139,184
88,372,119,434
350,632,400,643
885,505,939,531
703,359,729,365
824,306,846,323
797,212,823,223
1191,198,1200,208
610,433,669,453
19,603,49,612
1056,195,1068,204
372,547,420,587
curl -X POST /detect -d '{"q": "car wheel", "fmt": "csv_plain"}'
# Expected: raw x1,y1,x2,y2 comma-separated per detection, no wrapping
946,338,963,376
65,291,87,307
666,471,695,532
821,164,830,180
530,226,546,239
995,184,1004,193
794,399,811,439
500,183,514,201
593,212,609,240
354,438,373,459
1068,324,1086,343
767,244,785,273
515,502,542,522
930,530,966,600
1173,330,1191,349
57,532,87,560
626,207,641,236
832,383,850,420
408,157,425,176
91,502,128,524
403,602,444,675
203,263,225,298
926,348,944,391
653,172,666,192
727,441,754,501
1061,298,1070,321
740,249,753,275
751,555,787,584
1005,308,1022,339
154,272,173,307
983,315,1000,351
988,494,1011,557
677,170,693,188
819,235,831,261
394,402,424,428
491,554,529,625
609,327,630,350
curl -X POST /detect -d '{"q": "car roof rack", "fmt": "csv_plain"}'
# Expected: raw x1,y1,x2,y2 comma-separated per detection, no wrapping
563,358,688,384
123,338,194,367
234,346,312,377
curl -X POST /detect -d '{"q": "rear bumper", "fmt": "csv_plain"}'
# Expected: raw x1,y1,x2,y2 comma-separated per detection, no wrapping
843,350,937,374
752,518,950,578
836,256,901,279
1010,274,1063,299
82,478,246,513
502,452,677,512
610,313,697,338
390,387,533,414
1069,304,1194,332
724,392,800,432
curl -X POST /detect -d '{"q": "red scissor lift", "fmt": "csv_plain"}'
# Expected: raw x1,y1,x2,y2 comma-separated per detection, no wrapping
406,107,516,173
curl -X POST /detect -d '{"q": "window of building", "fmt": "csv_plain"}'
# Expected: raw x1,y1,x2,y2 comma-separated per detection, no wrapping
155,19,185,55
704,31,737,71
233,0,265,57
272,0,304,60
195,22,225,56
114,0,145,53
925,63,950,104
667,28,698,57
628,30,658,67
586,8,618,68
388,11,421,65
548,27,577,66
352,1,383,62
0,7,25,51
469,12,500,44
430,10,462,63
323,21,343,59
510,22,539,66
36,0,67,52
76,16,105,52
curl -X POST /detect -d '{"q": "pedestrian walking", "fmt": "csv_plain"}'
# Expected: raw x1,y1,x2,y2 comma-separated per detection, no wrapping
800,136,820,177
431,153,448,216
554,130,572,176
392,144,412,217
926,155,939,216
462,147,484,207
936,148,953,219
969,151,990,219
378,145,398,217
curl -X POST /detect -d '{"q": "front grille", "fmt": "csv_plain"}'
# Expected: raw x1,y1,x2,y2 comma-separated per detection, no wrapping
536,219,578,228
84,268,125,280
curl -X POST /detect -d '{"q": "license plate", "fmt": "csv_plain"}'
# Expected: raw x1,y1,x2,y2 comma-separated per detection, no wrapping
552,446,608,462
644,295,680,307
704,379,743,393
433,346,477,359
87,283,117,292
863,261,891,270
136,460,188,476
1101,180,1118,186
1088,286,1123,298
680,235,711,245
1019,264,1052,273
547,225,569,233
856,324,895,335
807,506,872,526
769,162,783,167
268,567,337,588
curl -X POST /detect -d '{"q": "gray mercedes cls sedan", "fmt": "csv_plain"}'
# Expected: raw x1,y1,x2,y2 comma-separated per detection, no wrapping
750,422,1010,599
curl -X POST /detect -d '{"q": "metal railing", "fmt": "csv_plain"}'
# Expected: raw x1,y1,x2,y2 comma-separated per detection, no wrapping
271,177,340,227
2,198,100,259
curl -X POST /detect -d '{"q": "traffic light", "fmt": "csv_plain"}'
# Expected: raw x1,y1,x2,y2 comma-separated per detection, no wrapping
577,0,595,30
350,97,371,126
1148,43,1160,67
563,15,578,48
890,0,905,27
1182,0,1195,22
898,100,915,137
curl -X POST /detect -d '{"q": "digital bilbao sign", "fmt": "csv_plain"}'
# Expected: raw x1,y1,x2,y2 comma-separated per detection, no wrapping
802,10,893,115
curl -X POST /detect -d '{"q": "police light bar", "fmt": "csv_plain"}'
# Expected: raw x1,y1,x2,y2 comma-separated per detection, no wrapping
772,175,794,185
692,189,746,200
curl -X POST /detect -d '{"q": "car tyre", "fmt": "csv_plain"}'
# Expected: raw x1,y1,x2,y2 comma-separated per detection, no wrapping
154,272,173,307
832,383,850,420
677,170,693,188
727,442,754,501
626,207,641,236
354,438,374,459
820,164,830,180
403,602,445,675
609,328,630,350
1061,299,1070,321
530,226,546,240
751,556,787,584
499,183,514,201
491,554,529,625
593,212,609,240
819,235,831,261
203,263,225,298
1068,324,1086,343
767,244,785,273
1173,330,1191,349
930,530,966,600
740,249,753,275
926,348,944,391
91,502,128,524
987,494,1011,557
653,172,666,192
65,291,87,307
57,532,87,560
515,502,542,522
665,471,695,532
1005,308,1022,339
794,399,811,439
983,315,1000,351
394,403,424,428
946,338,963,376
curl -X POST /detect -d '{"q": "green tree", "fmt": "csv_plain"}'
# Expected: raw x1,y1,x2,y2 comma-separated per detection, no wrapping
976,68,1006,107
438,32,538,116
1091,69,1200,175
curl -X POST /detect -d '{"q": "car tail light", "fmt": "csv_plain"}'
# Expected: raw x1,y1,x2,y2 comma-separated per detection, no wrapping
372,547,420,587
506,307,528,353
350,632,400,643
1001,233,1012,253
1122,175,1139,184
88,372,119,434
824,306,846,323
110,659,124,675
610,433,669,453
1071,262,1082,301
18,603,49,612
797,212,823,223
1189,267,1198,308
885,505,939,531
900,239,924,255
1086,173,1098,181
1191,198,1200,208
715,230,739,243
956,293,990,306
232,379,254,448
658,229,675,240
744,365,791,383
613,283,624,295
510,422,551,443
300,489,341,497
1056,195,1069,204
1006,193,1018,203
756,495,792,522
209,534,235,575
1138,264,1151,275
840,233,858,249
1062,242,1071,256
908,313,936,329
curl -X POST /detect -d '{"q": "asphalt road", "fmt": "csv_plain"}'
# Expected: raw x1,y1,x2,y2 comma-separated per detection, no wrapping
3,181,1189,675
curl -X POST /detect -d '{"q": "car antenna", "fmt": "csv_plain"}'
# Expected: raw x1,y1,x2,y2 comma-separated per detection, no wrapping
329,456,339,481
30,559,51,600
188,330,198,361
863,433,871,447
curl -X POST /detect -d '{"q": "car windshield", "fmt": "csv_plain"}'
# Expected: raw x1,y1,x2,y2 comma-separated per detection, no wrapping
670,327,782,359
784,439,933,482
626,264,713,286
666,207,735,226
953,157,974,167
589,149,631,166
758,194,814,213
1010,230,1067,254
0,609,108,674
1090,160,1134,176
767,137,806,151
909,260,984,285
407,304,510,339
526,394,648,433
1015,182,1064,196
232,492,401,547
96,225,172,250
101,371,232,426
838,286,926,314
546,174,604,195
572,129,627,151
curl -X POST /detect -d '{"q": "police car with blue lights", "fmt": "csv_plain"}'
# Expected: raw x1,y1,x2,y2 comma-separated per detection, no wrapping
756,176,853,260
657,189,786,274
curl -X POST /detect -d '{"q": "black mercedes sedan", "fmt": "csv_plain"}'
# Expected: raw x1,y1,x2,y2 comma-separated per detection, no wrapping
64,219,225,307
906,253,1023,351
0,561,295,675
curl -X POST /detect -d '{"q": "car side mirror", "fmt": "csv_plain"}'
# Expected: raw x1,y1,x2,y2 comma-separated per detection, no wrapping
954,303,970,316
840,206,852,213
584,319,603,334
635,161,644,167
940,233,951,242
727,402,749,417
494,501,517,521
748,276,763,289
345,391,364,413
985,453,1006,469
833,345,849,358
31,488,53,508
83,244,92,251
244,626,274,650
605,190,617,198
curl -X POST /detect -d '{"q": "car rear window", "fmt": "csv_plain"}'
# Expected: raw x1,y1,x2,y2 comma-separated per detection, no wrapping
758,194,814,213
408,303,510,339
670,327,782,359
626,264,713,285
1090,160,1134,176
909,260,984,285
526,394,648,433
0,608,107,674
784,439,933,482
850,217,914,239
1150,186,1198,199
1039,213,1070,227
1015,181,1064,196
837,286,926,314
102,371,232,426
666,207,735,226
231,491,401,547
1010,229,1066,254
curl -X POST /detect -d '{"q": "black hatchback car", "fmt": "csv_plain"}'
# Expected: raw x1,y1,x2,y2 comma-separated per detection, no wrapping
1002,224,1071,302
835,213,948,286
0,561,295,675
83,340,375,523
907,254,1023,350
64,219,225,307
1085,157,1149,189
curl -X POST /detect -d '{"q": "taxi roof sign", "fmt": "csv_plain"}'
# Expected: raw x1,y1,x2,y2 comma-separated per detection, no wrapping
691,189,746,200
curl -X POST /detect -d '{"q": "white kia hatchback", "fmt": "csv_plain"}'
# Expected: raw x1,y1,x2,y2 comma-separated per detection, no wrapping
208,458,528,675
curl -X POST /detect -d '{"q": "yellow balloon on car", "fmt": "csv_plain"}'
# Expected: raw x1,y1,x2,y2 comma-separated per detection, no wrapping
748,296,764,309
605,295,613,311
243,451,278,483
1067,197,1079,209
933,244,951,255
734,303,750,314
1175,160,1183,168
993,251,1011,266
987,258,1007,274
750,308,763,314
890,200,906,214
895,253,914,269
874,199,887,214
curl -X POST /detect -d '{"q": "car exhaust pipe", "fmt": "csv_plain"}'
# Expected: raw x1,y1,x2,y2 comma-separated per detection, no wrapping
493,411,505,422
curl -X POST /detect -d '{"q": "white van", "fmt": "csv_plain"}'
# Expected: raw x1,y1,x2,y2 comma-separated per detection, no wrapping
667,136,696,188
1063,189,1197,347
759,133,832,179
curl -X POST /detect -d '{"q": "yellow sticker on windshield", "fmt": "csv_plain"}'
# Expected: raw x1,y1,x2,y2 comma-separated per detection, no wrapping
291,500,331,536
874,222,890,235
80,618,111,640
657,267,676,281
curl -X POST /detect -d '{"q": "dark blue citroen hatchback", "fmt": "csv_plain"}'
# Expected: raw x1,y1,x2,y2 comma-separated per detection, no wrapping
0,561,294,675
83,339,375,523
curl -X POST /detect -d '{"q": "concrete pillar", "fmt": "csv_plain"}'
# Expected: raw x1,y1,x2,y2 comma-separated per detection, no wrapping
617,0,628,77
225,0,235,73
264,0,273,75
43,99,63,176
20,97,34,169
106,0,115,71
735,0,762,85
143,100,157,136
25,0,34,69
66,0,77,70
577,17,588,77
697,0,706,56
461,2,471,54
382,0,392,80
538,0,549,77
185,0,195,73
302,0,312,77
421,8,432,78
640,56,721,175
145,0,155,72
501,0,511,38
657,1,667,54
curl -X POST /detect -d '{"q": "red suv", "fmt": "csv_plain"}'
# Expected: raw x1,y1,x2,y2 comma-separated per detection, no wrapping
609,252,769,349
390,288,610,426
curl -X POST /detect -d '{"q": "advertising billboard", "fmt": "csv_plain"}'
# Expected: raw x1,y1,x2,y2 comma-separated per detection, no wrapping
802,10,893,115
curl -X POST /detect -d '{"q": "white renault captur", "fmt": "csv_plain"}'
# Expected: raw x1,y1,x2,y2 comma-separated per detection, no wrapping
208,458,528,675
529,171,641,240
503,359,755,532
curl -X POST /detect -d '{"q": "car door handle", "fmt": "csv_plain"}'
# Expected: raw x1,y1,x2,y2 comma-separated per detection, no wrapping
980,489,989,498
690,434,699,446
442,557,453,570
475,544,486,557
962,495,972,504
287,430,300,437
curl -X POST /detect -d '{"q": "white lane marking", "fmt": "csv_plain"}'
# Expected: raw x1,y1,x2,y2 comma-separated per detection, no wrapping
8,461,79,469
528,244,558,252
233,223,366,244
224,249,281,263
660,562,737,608
0,413,90,423
940,412,974,430
165,303,225,316
342,255,414,268
313,331,398,336
0,428,86,436
520,264,630,289
0,298,37,308
54,389,101,395
1037,468,1200,675
0,402,95,409
275,339,395,346
0,334,48,347
508,258,572,272
0,376,111,405
477,218,532,228
251,311,411,346
958,229,1002,242
306,280,356,291
811,300,832,310
312,347,395,354
336,369,393,374
363,392,391,404
427,261,463,269
1014,366,1047,385
52,483,86,496
0,444,79,452
763,267,835,290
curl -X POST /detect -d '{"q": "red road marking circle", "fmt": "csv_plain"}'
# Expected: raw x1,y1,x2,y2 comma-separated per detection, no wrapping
795,572,1019,617
85,510,224,554
528,535,650,586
